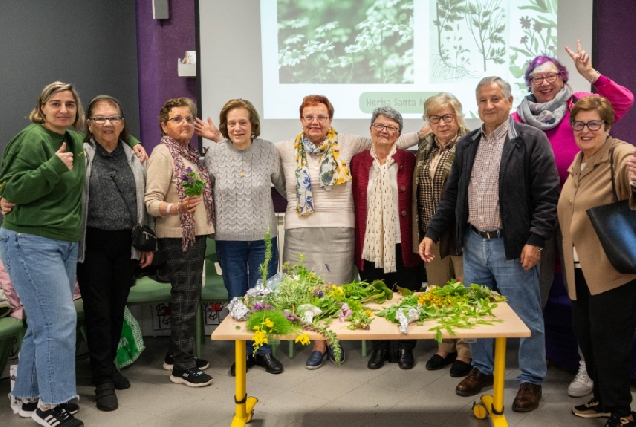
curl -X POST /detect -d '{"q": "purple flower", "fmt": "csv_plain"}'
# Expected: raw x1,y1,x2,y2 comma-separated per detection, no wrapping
186,167,193,173
284,310,300,323
252,302,272,311
313,289,324,298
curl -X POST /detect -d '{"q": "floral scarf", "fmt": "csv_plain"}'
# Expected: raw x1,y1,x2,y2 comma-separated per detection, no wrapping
294,127,351,215
517,84,574,131
161,136,215,251
362,144,398,273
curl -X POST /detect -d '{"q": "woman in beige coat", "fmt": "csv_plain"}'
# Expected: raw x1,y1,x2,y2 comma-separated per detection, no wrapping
557,95,636,427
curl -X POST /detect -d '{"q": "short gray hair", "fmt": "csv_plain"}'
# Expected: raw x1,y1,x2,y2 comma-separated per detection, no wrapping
476,76,512,100
371,106,403,132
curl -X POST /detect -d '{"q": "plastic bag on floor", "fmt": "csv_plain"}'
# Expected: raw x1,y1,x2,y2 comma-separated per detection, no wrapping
116,306,145,369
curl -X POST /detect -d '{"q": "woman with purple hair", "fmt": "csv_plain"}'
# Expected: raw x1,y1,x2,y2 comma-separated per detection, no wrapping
512,41,633,400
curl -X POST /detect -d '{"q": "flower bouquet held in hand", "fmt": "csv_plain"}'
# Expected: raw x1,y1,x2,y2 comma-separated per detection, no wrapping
181,167,205,196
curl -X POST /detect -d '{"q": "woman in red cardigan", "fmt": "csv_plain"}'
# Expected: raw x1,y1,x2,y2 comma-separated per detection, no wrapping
351,106,423,370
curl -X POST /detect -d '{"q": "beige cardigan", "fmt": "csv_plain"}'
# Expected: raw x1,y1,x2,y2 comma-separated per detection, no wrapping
557,137,636,299
144,144,214,238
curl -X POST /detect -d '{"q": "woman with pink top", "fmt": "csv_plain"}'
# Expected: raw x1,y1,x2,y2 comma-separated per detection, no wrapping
512,40,633,399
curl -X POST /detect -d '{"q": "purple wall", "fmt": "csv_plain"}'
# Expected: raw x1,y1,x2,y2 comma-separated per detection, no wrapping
136,0,197,153
595,0,636,142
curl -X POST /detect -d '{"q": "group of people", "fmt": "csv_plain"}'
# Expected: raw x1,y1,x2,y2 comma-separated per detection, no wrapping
1,40,636,427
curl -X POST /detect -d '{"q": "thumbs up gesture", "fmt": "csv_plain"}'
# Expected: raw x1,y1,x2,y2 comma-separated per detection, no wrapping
56,141,73,170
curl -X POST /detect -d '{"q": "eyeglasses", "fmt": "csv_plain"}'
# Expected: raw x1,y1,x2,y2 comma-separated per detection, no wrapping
572,120,605,131
530,73,559,84
428,114,455,124
372,123,399,133
168,116,194,125
90,115,123,125
302,115,329,123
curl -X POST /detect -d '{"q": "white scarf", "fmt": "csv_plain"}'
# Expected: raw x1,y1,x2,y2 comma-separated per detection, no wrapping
362,144,398,273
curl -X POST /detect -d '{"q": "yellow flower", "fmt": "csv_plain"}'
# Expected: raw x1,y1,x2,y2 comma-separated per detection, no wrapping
252,325,260,331
294,333,310,346
364,310,373,317
253,330,268,347
263,318,274,329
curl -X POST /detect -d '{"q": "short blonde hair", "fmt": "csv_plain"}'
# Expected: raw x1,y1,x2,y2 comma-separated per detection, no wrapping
29,81,85,131
423,93,467,129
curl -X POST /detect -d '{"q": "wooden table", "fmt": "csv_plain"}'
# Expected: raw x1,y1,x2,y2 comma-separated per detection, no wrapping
212,301,530,427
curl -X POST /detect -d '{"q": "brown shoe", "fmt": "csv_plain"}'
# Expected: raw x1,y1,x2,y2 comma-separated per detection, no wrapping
512,383,542,412
455,367,494,396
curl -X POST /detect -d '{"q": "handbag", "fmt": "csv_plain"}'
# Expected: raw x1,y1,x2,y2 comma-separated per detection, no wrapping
586,146,636,274
108,172,158,252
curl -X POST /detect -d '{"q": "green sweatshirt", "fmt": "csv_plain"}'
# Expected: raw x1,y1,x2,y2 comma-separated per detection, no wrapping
0,124,140,242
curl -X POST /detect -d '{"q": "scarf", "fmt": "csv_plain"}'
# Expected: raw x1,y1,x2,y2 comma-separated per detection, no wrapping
294,127,351,215
161,135,215,251
361,144,398,273
516,84,574,131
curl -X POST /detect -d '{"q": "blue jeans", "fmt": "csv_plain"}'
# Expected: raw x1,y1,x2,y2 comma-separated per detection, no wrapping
463,228,546,385
0,228,78,404
216,237,279,355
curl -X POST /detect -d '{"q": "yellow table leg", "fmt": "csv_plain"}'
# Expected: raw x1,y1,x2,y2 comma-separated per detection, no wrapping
474,337,508,426
230,340,258,427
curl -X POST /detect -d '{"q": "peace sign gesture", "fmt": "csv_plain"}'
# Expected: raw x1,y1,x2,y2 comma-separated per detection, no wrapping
564,39,600,83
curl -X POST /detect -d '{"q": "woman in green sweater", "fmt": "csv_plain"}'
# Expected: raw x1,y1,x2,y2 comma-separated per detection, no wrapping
0,81,88,427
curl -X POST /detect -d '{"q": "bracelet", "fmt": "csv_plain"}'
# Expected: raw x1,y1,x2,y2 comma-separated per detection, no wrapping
166,203,172,214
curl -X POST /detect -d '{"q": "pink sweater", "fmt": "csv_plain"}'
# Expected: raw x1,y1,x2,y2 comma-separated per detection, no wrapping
512,75,634,187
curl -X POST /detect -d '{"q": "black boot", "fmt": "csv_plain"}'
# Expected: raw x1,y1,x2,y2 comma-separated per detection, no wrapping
398,348,414,369
255,353,284,374
367,349,388,369
229,355,257,377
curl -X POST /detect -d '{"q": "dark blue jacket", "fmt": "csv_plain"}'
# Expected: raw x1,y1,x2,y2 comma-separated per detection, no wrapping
425,118,559,259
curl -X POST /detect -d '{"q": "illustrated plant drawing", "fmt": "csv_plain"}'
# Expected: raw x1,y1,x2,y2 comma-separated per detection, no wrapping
277,0,414,84
464,0,506,72
432,0,473,80
509,0,558,92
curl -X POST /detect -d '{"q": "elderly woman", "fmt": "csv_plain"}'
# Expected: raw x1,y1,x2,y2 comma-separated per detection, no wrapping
196,95,427,369
204,99,285,376
513,41,633,397
558,96,636,427
414,93,471,378
0,82,144,426
145,98,214,387
75,95,154,411
351,106,422,370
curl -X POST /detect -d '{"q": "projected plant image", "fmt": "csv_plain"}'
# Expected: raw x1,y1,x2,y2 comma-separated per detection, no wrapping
509,0,558,94
432,0,474,80
277,0,414,84
431,0,507,81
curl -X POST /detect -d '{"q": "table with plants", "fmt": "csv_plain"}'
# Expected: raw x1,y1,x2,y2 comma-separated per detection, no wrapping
212,244,529,427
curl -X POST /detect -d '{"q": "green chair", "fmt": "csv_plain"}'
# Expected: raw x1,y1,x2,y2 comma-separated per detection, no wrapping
196,238,228,357
0,316,25,375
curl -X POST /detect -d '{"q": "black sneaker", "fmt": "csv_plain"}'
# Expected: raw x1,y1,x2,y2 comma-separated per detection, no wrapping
163,354,209,371
572,398,611,418
32,405,84,427
19,400,78,418
605,412,636,427
19,400,38,418
170,367,213,387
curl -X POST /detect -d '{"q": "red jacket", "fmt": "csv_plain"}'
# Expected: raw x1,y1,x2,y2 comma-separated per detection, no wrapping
351,148,422,272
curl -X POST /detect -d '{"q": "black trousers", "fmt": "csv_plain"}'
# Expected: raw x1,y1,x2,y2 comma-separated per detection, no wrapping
77,228,136,385
159,236,206,371
359,244,423,351
571,268,636,417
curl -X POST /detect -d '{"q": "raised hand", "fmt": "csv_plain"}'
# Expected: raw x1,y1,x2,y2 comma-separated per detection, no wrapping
565,39,599,83
56,141,73,170
194,117,221,142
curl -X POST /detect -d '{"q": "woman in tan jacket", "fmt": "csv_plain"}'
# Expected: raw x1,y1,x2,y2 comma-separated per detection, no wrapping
557,96,636,427
145,98,215,387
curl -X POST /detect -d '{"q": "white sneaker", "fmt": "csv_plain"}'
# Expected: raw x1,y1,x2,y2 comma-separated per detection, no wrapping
568,360,593,397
